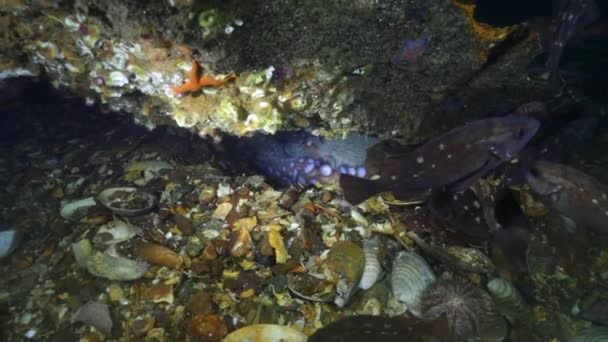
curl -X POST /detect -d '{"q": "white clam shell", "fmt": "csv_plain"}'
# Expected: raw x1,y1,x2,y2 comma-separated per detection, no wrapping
391,250,436,317
359,235,382,290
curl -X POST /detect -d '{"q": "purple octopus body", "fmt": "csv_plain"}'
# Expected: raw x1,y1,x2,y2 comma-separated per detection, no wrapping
231,130,379,186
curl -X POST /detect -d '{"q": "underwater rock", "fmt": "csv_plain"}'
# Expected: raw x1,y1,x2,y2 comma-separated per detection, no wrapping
391,250,436,317
73,301,113,336
1,0,550,140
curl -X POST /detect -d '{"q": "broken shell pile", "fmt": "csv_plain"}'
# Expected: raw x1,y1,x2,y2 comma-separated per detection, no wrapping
1,108,608,341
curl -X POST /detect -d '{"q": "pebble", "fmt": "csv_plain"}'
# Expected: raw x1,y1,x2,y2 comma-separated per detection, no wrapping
107,284,125,303
213,203,233,220
187,292,217,315
172,214,193,235
186,314,228,342
135,243,183,269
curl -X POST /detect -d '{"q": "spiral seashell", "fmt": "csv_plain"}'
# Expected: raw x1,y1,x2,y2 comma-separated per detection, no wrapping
359,235,382,290
487,277,529,324
571,326,608,342
391,250,436,317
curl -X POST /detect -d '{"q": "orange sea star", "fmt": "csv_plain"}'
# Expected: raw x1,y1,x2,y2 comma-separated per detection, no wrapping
172,60,236,95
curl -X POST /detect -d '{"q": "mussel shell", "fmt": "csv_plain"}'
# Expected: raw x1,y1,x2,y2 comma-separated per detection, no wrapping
391,250,436,317
97,187,155,216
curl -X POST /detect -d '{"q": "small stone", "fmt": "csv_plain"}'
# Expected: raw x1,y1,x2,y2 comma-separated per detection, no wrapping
321,192,333,204
229,228,252,258
186,237,204,257
198,186,216,204
239,288,255,299
186,314,228,342
51,187,64,199
107,284,124,303
73,302,112,336
186,292,217,315
213,202,233,220
259,233,274,256
278,186,300,209
232,216,257,231
216,183,233,198
135,243,183,269
172,214,193,235
130,314,155,337
202,243,219,260
139,283,174,304
268,229,289,264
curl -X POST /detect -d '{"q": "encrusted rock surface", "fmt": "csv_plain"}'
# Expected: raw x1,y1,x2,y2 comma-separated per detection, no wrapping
1,0,552,140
